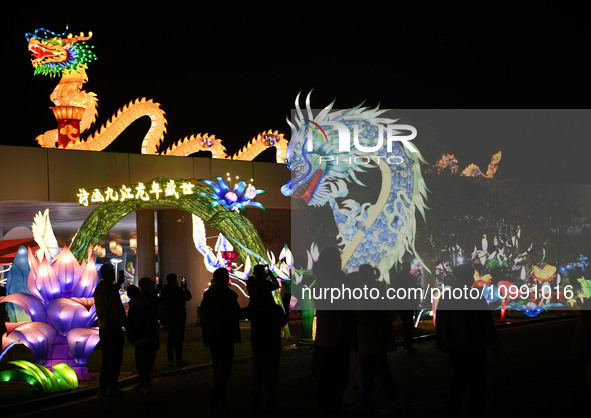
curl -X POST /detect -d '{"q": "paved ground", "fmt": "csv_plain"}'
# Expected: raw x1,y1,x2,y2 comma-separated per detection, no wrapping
1,316,587,418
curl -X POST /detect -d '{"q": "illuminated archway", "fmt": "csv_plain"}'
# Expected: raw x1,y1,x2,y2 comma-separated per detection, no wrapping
70,177,268,265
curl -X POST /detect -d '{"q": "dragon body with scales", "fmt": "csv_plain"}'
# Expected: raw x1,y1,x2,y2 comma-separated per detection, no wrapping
281,94,429,282
26,27,286,161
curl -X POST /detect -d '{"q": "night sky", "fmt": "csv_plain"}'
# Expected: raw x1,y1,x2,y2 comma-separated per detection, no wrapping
3,2,591,184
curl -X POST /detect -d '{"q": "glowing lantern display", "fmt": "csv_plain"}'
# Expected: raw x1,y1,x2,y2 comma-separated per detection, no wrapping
197,177,266,212
0,246,99,380
531,265,557,281
220,251,238,274
473,271,492,288
51,106,85,148
0,360,78,392
26,26,286,161
245,184,258,200
129,238,137,254
497,280,515,321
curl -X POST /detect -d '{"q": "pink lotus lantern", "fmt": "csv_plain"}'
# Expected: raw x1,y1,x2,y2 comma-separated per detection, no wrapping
224,191,238,204
0,246,99,380
244,184,258,200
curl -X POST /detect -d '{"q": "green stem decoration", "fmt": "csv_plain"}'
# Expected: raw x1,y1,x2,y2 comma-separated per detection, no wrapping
71,177,268,266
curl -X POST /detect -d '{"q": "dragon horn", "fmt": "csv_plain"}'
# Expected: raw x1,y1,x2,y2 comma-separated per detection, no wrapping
294,92,305,126
63,32,93,43
305,89,314,121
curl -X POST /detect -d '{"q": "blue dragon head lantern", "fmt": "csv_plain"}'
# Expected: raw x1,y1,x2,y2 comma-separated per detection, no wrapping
281,93,428,282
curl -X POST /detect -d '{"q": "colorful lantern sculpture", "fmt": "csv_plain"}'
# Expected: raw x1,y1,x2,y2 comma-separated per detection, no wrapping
531,264,558,281
428,151,502,178
281,93,429,281
0,360,78,392
26,25,287,160
473,270,493,288
0,243,99,380
197,177,266,212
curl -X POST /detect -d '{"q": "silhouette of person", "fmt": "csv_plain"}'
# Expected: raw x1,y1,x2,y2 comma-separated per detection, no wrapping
0,287,14,362
94,263,127,396
572,298,591,394
357,264,400,415
436,263,500,418
200,267,244,416
161,273,192,367
154,281,164,327
393,260,420,352
343,271,362,409
245,266,288,416
313,247,356,417
118,269,125,286
0,286,11,362
0,287,8,340
126,279,159,395
247,264,279,304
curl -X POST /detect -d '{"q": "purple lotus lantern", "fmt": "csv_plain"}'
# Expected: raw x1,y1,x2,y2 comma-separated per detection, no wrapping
0,246,99,380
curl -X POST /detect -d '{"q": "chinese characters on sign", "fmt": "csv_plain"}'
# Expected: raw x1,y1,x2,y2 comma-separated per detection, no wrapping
77,179,197,206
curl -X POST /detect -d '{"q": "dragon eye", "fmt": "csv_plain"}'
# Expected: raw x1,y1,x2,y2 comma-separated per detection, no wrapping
294,166,302,172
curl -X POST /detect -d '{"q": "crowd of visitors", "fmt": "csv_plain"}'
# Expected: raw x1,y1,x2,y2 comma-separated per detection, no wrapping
89,251,509,418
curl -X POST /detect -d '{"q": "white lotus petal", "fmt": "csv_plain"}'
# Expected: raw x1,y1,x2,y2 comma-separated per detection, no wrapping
267,249,276,266
306,250,314,271
192,215,209,252
294,271,303,285
32,209,60,263
310,242,319,262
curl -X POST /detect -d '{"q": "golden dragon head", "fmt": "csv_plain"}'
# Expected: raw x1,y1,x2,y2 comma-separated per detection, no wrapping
26,26,96,78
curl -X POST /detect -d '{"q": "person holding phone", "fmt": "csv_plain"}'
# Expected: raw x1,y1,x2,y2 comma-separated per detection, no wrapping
247,265,279,304
161,273,192,367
